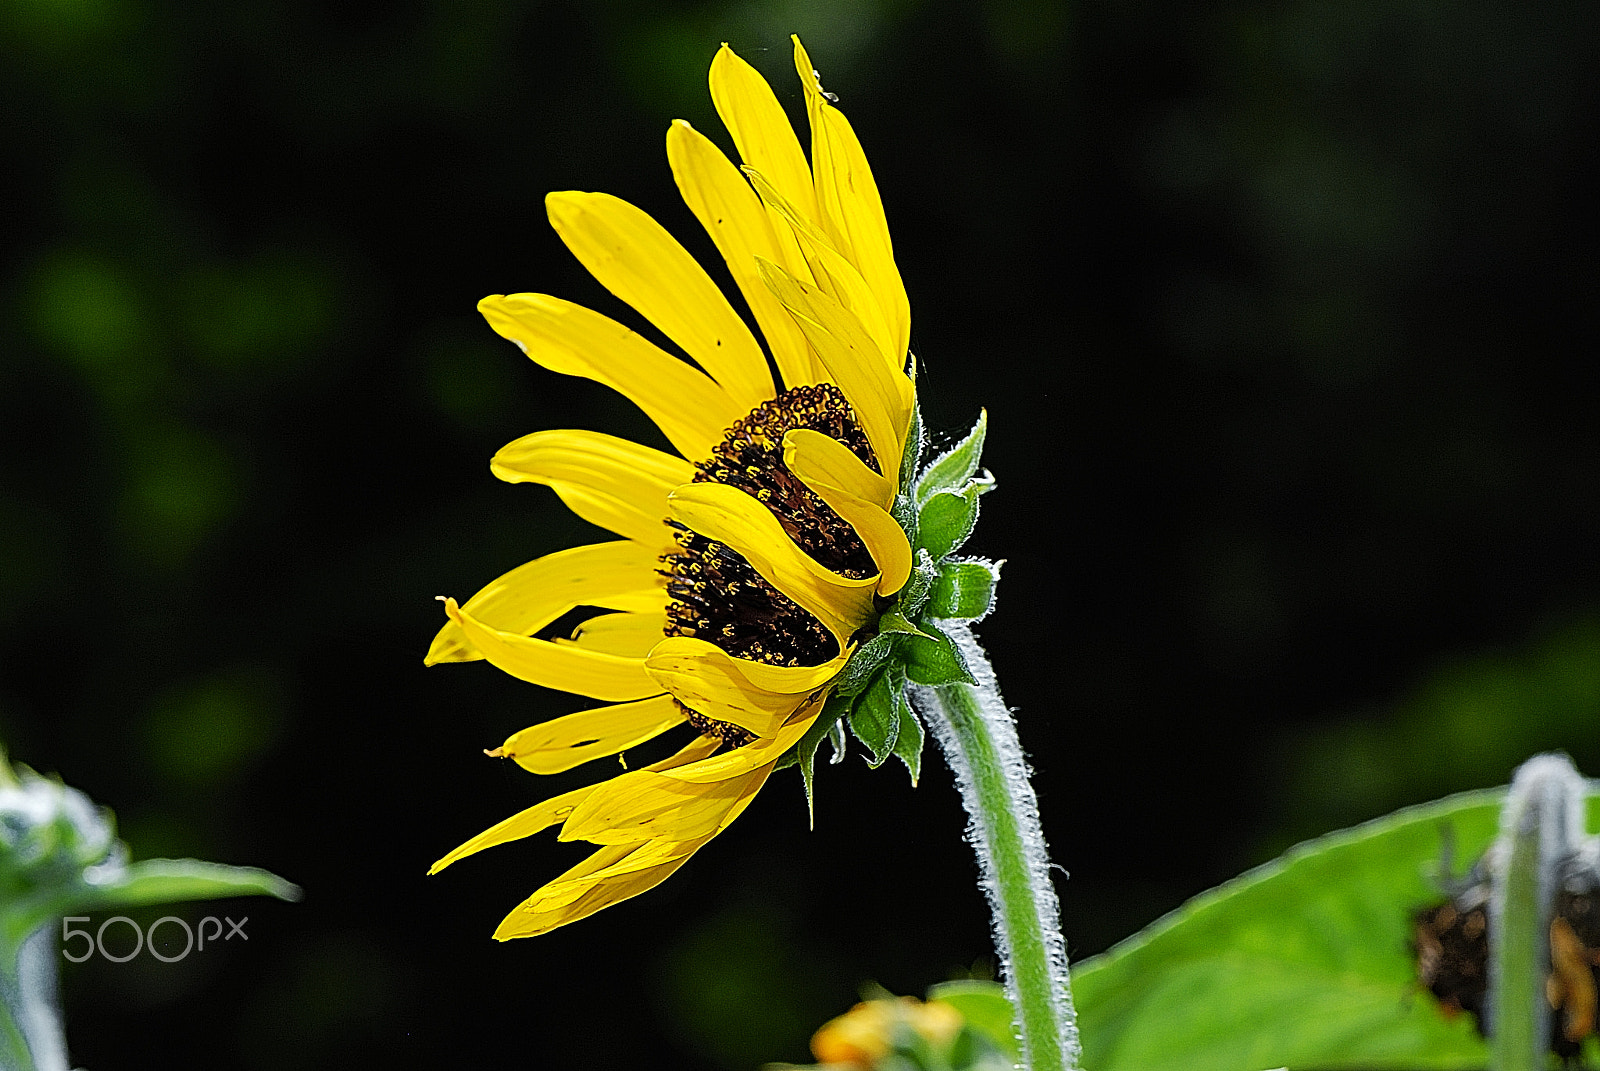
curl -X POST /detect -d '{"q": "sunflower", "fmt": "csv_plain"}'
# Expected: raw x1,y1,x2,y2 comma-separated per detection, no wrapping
426,37,919,940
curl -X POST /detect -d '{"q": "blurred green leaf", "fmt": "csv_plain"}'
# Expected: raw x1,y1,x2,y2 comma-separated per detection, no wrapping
79,858,301,911
1069,788,1581,1070
928,980,1021,1064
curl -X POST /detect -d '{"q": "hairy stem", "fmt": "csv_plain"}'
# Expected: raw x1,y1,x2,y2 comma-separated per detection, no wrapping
1489,753,1585,1071
911,624,1078,1071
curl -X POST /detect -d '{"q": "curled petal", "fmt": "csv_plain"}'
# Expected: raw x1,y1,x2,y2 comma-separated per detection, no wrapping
785,431,910,595
667,481,879,642
782,427,893,509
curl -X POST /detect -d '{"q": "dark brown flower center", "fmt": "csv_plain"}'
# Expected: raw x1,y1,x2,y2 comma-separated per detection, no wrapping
660,384,879,746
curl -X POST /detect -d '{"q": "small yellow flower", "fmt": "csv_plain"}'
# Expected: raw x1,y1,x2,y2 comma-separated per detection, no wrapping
811,997,964,1068
427,37,915,939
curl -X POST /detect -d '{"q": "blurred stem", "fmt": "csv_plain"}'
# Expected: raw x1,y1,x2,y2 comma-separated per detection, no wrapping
1489,753,1582,1071
0,924,67,1071
912,625,1079,1071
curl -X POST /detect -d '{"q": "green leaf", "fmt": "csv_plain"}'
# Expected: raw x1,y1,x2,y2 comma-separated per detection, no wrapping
899,549,938,618
903,621,977,686
928,980,1022,1064
1069,787,1576,1071
928,559,1001,621
918,486,981,559
891,690,924,785
833,632,900,698
916,409,987,506
77,858,301,910
849,663,905,768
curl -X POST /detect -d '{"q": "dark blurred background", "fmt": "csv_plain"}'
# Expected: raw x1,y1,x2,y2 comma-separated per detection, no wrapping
1,0,1596,1066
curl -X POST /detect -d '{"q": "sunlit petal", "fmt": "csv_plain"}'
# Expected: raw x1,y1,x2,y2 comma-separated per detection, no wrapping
426,541,666,665
442,598,661,702
479,293,743,460
546,191,774,410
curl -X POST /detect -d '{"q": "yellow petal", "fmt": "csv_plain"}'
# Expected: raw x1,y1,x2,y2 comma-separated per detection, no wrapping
427,783,594,875
644,635,842,737
545,191,774,411
709,43,817,229
667,482,879,641
479,293,743,460
497,693,685,775
785,432,910,596
656,709,820,784
792,35,911,366
488,429,691,546
426,541,666,665
742,164,895,368
782,427,893,508
442,598,661,702
492,842,698,939
756,259,913,488
666,119,819,389
558,764,769,845
563,611,668,658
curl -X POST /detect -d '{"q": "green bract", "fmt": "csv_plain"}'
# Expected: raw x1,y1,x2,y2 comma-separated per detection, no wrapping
779,408,1000,808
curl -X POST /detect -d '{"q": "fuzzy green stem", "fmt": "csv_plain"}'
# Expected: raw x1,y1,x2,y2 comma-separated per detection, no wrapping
0,924,67,1071
911,625,1078,1071
1489,753,1585,1071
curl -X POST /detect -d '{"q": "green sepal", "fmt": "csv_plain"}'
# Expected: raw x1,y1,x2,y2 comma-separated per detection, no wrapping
779,692,851,826
877,608,933,639
899,404,924,496
917,484,982,559
899,549,938,618
849,662,906,768
891,688,925,784
903,620,977,686
891,491,918,550
915,409,987,505
832,632,900,698
927,559,1002,621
